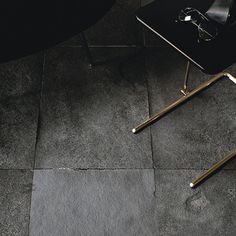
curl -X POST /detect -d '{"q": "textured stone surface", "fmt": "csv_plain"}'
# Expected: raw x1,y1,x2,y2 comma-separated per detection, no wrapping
0,96,40,169
29,169,157,236
35,47,152,168
0,54,43,169
145,48,236,169
0,170,33,236
0,26,235,236
155,169,236,236
0,54,43,100
30,169,236,236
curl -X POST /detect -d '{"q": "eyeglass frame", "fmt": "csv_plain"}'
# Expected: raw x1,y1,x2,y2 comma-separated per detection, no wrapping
176,7,219,42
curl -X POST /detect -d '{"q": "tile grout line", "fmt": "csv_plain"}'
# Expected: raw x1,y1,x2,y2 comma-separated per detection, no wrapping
27,170,34,236
60,45,139,48
27,51,46,236
32,52,46,170
143,48,157,197
57,45,168,48
1,167,236,171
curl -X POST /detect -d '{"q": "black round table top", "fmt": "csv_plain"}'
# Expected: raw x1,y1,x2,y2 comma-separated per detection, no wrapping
0,0,115,63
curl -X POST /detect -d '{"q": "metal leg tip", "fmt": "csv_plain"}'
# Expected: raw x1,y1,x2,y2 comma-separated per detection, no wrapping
132,128,137,134
190,183,194,188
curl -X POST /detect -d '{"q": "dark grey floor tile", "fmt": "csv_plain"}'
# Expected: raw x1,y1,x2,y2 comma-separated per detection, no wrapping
0,54,43,100
145,48,236,169
64,0,142,46
155,169,236,236
35,47,152,168
0,96,40,169
0,54,43,169
0,170,33,236
29,169,157,236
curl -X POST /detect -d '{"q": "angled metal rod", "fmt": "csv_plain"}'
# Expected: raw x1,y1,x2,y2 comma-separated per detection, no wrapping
181,61,191,95
190,149,236,188
132,72,236,133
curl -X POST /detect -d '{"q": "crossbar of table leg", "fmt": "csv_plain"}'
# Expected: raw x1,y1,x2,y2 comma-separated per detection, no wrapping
132,72,235,134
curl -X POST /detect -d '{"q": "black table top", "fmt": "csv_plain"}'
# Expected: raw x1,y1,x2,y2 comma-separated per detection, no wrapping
136,0,236,74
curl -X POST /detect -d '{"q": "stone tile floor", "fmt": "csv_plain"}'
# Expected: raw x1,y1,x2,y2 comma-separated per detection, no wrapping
0,45,235,236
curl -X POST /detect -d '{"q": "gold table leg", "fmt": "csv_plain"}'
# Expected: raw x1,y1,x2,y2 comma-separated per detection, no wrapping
181,61,191,96
132,72,236,134
190,149,236,188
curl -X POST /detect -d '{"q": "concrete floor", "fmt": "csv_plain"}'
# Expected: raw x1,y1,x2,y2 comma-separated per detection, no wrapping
0,43,235,236
0,0,236,232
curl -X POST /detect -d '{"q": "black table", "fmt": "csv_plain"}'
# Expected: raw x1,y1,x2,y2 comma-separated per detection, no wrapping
136,0,236,74
0,0,115,63
133,0,236,187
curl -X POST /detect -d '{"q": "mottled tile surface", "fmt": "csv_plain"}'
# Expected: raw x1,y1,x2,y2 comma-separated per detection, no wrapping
35,47,152,168
29,169,157,236
155,169,236,236
145,48,236,169
0,170,33,236
0,55,43,169
0,54,43,100
29,169,236,236
0,10,235,235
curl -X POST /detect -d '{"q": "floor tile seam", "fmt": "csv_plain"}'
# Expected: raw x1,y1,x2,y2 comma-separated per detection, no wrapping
0,167,232,171
32,52,46,170
143,48,157,196
56,45,167,48
27,51,46,236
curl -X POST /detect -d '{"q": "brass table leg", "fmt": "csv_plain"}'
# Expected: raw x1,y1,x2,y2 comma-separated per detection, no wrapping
190,149,236,188
132,70,236,187
181,61,191,95
132,72,236,133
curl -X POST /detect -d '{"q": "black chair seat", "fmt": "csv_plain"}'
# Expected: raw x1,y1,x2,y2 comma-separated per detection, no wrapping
0,0,115,63
136,0,236,74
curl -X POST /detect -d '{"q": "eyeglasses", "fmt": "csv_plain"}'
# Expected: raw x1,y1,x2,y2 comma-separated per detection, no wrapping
177,7,218,42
